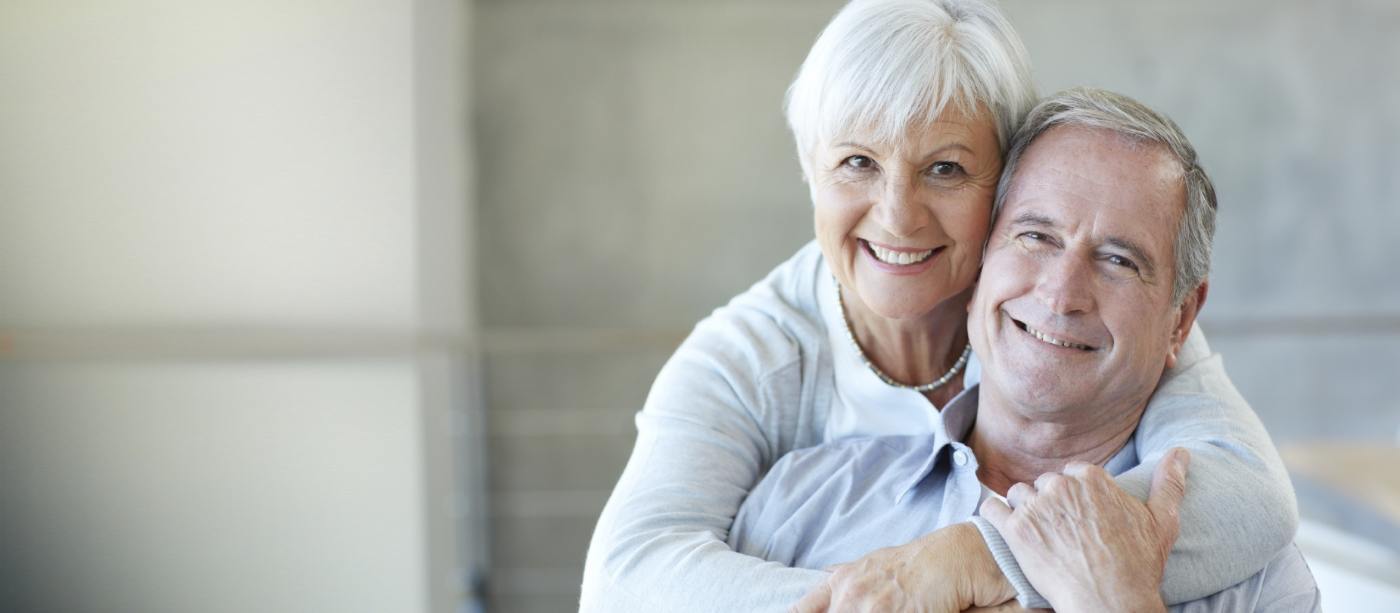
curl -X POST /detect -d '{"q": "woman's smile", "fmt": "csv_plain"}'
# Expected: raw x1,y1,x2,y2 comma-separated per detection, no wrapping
860,239,944,274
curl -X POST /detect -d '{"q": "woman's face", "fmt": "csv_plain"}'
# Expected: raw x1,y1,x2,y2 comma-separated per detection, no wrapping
811,105,1003,321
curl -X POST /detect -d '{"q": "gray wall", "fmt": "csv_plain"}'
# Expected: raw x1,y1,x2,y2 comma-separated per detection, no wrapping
473,1,1399,611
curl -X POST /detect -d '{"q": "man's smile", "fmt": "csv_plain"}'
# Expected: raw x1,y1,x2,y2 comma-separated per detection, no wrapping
1009,315,1099,351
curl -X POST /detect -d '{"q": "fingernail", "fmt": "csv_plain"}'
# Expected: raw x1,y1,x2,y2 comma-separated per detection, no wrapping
1174,448,1191,473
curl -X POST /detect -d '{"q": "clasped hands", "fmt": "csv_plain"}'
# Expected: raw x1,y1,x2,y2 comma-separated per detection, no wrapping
792,448,1190,613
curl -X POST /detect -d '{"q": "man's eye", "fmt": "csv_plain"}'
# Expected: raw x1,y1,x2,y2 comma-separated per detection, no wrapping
929,161,964,176
843,155,875,169
1106,254,1139,271
1019,231,1047,242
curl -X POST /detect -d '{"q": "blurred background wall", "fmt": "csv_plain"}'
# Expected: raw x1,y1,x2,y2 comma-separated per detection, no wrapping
2,1,1397,612
1,1,480,612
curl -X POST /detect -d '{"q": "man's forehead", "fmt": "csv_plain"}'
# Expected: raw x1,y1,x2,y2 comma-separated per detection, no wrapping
1019,124,1180,176
1005,127,1185,226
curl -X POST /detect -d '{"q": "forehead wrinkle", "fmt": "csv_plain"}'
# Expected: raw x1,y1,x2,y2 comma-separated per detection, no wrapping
830,100,992,154
1013,128,1182,238
834,121,979,152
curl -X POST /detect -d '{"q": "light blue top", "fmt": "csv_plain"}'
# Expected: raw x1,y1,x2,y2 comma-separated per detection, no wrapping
728,385,1321,612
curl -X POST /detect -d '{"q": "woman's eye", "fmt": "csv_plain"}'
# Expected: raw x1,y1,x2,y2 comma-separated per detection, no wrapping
929,161,964,176
842,155,875,170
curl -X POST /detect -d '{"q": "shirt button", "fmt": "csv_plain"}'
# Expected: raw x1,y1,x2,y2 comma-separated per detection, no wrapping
953,450,969,466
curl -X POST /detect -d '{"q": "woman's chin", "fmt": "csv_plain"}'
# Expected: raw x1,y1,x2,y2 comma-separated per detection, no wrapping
853,289,961,322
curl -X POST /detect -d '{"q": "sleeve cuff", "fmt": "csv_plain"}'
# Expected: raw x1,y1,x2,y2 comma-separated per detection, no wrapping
969,516,1051,609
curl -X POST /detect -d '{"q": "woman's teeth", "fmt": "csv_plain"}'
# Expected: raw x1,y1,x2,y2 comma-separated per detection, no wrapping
1023,323,1093,351
868,243,935,266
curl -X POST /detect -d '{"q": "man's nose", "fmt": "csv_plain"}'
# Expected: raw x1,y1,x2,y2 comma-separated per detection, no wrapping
1035,255,1095,315
871,177,930,238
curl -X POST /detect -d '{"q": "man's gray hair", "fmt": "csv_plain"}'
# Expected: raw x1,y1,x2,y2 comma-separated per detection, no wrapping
993,87,1218,306
785,0,1038,178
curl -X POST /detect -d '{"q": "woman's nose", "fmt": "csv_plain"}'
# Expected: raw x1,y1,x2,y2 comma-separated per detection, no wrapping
872,178,930,238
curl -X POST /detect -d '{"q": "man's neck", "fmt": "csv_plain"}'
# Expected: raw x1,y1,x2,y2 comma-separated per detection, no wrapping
968,385,1148,496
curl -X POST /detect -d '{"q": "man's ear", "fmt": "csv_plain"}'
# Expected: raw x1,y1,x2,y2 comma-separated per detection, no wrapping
1164,280,1208,370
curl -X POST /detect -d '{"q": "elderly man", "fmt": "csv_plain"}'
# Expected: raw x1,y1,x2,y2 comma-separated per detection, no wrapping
727,88,1320,612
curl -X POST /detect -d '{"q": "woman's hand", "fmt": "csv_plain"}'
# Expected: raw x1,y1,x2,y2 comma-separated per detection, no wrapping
791,522,1017,613
979,448,1191,613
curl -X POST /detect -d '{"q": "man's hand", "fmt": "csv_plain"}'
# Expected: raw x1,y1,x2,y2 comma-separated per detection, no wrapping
791,522,1017,613
980,447,1191,613
965,604,1048,613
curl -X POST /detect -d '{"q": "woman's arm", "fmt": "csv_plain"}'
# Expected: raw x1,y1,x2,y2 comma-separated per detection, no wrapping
1127,325,1299,601
580,311,826,612
974,324,1299,607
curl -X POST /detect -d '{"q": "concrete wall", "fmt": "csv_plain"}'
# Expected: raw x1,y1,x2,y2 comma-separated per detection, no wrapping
0,1,477,612
474,1,1399,611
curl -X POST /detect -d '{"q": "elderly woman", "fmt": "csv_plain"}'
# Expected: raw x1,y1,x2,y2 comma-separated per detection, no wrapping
581,0,1296,611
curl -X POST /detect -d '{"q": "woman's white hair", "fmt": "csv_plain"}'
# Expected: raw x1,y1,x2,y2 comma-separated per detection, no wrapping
785,0,1037,177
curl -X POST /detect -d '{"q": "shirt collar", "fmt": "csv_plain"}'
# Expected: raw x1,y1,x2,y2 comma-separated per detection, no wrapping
893,385,981,501
1102,435,1139,476
893,385,1143,501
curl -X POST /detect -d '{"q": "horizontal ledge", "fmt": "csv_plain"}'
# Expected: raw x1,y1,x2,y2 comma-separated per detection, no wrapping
479,327,689,353
0,327,475,361
476,316,1400,351
1199,314,1400,337
3,314,1396,360
485,489,611,518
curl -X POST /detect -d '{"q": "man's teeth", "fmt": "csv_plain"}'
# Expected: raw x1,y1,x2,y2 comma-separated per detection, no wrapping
1024,323,1093,351
869,243,934,266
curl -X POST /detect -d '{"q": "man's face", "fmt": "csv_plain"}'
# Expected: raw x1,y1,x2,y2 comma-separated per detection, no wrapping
968,125,1200,419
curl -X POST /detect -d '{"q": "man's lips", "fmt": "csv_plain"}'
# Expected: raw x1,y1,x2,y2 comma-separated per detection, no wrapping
1011,317,1098,351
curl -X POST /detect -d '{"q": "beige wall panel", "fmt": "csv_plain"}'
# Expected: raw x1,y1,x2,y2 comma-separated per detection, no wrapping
0,360,428,613
0,1,417,328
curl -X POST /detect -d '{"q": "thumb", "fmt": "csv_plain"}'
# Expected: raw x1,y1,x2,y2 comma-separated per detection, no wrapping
790,581,831,613
979,497,1013,534
1147,447,1190,549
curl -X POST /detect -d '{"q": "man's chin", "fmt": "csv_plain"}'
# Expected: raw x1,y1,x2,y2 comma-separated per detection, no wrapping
995,378,1084,416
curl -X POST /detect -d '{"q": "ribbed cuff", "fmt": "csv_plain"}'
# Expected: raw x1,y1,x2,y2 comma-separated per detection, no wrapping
969,516,1051,609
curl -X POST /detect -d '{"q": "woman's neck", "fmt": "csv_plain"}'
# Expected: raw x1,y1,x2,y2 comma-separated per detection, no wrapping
842,286,972,396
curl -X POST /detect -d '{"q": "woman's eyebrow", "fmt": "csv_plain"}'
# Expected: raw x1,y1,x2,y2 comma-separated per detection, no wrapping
922,143,975,158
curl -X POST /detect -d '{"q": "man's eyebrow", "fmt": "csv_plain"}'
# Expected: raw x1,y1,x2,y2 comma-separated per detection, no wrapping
1105,237,1158,278
1009,211,1057,228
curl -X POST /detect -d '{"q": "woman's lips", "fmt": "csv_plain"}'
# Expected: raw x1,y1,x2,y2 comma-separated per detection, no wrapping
860,239,943,275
